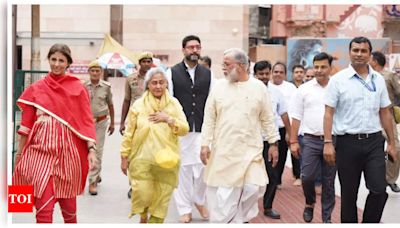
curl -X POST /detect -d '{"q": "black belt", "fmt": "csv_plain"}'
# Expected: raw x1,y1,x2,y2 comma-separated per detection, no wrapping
338,132,381,140
304,133,324,140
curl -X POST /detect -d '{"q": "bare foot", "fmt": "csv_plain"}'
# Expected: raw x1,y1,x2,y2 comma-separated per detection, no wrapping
178,213,192,223
140,216,148,223
195,203,209,219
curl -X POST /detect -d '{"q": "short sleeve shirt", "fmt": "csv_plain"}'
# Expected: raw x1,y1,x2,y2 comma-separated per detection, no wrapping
382,70,400,107
324,64,391,135
124,73,145,104
85,80,113,117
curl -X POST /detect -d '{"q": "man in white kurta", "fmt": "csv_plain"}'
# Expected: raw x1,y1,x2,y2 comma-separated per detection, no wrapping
200,48,280,223
166,35,214,223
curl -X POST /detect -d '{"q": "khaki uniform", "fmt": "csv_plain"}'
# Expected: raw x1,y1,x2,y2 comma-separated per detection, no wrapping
122,73,146,198
124,72,146,104
85,80,113,184
382,70,400,184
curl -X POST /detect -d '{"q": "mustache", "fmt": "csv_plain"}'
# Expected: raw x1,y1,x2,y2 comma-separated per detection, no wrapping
227,69,239,82
186,54,200,62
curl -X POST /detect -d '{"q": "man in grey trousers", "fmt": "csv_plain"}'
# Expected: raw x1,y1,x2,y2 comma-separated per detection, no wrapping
289,52,336,223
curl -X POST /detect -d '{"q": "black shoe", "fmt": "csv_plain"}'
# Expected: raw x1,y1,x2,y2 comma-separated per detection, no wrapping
303,207,314,223
388,183,400,193
96,176,102,184
127,188,132,199
89,183,98,196
264,208,281,219
323,219,332,223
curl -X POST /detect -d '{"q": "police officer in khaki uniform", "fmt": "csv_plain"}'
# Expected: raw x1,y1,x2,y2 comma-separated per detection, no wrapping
370,51,400,193
119,51,153,198
120,51,154,135
85,60,115,195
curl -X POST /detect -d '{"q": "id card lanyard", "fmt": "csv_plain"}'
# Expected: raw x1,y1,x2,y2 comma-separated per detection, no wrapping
354,74,376,92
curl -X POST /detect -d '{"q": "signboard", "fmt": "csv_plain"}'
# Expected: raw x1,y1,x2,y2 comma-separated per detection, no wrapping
68,60,90,74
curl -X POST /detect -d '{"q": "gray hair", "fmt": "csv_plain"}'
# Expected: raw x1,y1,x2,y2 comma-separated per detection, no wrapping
223,48,249,68
143,67,168,90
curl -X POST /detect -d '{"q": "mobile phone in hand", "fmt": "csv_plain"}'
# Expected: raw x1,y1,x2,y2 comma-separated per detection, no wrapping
387,154,394,163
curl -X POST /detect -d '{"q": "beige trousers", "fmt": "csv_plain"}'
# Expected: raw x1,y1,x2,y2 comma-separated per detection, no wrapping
88,118,108,184
382,118,400,184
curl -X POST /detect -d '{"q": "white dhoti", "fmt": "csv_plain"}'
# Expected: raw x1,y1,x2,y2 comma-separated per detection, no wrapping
173,132,207,215
206,184,264,223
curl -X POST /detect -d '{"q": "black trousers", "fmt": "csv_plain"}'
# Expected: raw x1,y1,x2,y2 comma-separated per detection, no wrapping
262,142,279,209
336,133,388,223
276,127,300,184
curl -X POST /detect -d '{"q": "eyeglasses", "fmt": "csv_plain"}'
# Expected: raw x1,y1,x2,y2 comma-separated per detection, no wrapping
185,45,202,51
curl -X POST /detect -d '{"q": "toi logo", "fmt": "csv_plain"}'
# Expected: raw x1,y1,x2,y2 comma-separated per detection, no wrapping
8,185,34,212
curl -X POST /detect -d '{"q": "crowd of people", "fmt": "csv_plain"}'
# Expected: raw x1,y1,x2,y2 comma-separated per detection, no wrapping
12,35,400,224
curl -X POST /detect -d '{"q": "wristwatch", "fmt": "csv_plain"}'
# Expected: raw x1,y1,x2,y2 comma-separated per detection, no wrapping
88,145,97,152
269,141,278,146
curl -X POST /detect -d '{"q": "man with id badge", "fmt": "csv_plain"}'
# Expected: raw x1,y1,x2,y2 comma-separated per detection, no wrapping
323,36,398,223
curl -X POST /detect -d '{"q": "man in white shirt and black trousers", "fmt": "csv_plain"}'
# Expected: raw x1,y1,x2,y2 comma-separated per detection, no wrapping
254,60,291,220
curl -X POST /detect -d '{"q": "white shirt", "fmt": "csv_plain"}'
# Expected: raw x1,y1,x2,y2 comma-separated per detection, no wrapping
270,80,297,127
264,84,286,140
290,78,327,136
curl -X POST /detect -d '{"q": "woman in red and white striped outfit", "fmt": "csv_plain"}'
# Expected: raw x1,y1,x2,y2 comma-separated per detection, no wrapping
13,43,97,223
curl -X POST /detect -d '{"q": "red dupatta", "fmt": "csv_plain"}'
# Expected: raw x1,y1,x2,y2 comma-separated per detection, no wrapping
17,72,95,141
17,72,96,192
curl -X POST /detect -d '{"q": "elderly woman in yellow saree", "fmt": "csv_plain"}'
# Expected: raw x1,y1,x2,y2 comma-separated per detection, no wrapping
120,67,189,223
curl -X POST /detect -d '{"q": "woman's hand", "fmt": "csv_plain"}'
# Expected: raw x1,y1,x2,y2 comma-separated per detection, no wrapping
88,149,98,171
121,157,129,176
14,153,22,167
149,111,171,124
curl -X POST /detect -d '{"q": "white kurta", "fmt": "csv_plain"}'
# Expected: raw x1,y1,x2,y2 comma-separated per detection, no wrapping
201,77,280,187
166,62,216,164
167,61,213,215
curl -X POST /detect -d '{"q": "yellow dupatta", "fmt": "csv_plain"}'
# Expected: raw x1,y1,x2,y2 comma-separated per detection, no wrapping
128,90,180,169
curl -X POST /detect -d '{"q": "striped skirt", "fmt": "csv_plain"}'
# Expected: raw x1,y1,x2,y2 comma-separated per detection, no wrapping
13,114,82,199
